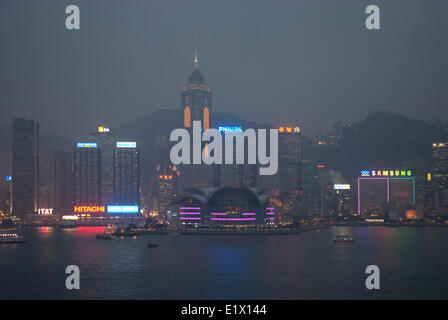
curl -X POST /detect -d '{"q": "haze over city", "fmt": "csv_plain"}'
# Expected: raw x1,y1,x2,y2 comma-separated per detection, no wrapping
1,0,447,139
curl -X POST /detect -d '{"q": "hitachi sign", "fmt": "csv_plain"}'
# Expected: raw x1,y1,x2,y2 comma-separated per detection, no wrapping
74,206,105,213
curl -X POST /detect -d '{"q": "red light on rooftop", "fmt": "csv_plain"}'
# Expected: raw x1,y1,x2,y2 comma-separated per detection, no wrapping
317,165,325,168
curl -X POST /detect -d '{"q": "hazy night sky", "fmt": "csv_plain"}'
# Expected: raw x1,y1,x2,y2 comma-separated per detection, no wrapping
0,0,447,139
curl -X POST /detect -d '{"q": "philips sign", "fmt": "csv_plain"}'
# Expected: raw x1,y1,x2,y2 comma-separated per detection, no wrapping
218,126,243,133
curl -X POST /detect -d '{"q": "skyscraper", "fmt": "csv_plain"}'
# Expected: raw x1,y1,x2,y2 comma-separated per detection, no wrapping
213,128,258,188
113,142,140,205
278,126,302,217
73,143,101,207
156,164,178,220
54,150,72,215
179,50,214,189
430,142,448,215
90,126,117,205
181,52,212,131
300,160,321,216
10,118,39,216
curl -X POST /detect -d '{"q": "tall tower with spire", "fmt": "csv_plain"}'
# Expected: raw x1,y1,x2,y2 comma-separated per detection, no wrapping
181,44,212,131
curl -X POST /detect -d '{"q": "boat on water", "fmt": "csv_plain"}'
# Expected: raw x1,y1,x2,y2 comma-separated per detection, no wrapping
112,227,139,237
96,225,113,240
95,233,112,240
114,231,139,237
0,233,26,244
333,233,354,243
147,243,158,248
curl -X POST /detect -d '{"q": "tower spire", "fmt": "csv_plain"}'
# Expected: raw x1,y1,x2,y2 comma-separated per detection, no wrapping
194,35,199,70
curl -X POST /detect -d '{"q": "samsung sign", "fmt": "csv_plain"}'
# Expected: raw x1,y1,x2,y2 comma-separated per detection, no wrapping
77,142,97,148
116,142,136,148
334,184,351,190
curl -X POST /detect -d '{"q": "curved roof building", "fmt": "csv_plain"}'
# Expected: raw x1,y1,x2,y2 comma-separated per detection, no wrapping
172,185,276,226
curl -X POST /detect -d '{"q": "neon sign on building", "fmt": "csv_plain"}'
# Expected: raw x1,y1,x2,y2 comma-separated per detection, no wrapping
278,126,300,134
107,205,139,214
218,126,243,133
77,142,97,148
74,206,105,213
116,142,136,148
38,208,53,215
98,127,110,133
360,170,412,177
334,184,350,190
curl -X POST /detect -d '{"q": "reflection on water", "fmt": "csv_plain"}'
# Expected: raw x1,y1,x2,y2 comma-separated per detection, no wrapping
0,226,447,299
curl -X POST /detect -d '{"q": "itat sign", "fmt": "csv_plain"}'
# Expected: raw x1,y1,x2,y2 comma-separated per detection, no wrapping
38,208,53,215
170,121,278,175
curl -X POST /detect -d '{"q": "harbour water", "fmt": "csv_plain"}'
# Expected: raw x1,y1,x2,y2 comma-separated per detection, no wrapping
0,226,447,299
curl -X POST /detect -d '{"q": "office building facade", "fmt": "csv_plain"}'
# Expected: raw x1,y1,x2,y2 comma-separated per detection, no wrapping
10,118,39,216
113,143,140,205
54,150,72,214
73,143,101,207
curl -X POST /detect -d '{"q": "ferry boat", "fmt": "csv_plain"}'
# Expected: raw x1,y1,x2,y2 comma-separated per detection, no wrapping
333,233,354,243
114,229,139,237
112,225,139,238
0,233,26,244
96,225,113,240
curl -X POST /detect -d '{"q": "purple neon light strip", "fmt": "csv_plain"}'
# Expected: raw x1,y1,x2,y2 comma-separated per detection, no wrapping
180,217,201,220
358,177,390,215
179,212,201,215
211,218,256,221
180,207,201,210
210,213,227,215
266,207,274,210
266,212,275,215
242,213,256,215
267,217,275,220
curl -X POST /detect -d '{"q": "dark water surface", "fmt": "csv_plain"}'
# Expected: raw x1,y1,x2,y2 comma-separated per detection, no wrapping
1,226,447,299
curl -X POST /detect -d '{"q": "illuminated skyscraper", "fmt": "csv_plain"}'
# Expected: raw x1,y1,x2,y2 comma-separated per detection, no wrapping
179,49,214,189
113,142,140,205
10,118,39,216
90,127,117,205
181,51,211,131
156,165,178,220
278,126,302,217
73,143,101,207
430,142,448,214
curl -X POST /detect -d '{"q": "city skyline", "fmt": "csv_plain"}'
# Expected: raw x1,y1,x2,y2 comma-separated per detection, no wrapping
1,1,448,302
